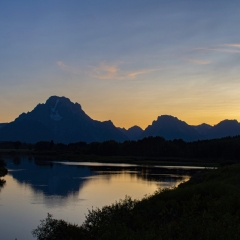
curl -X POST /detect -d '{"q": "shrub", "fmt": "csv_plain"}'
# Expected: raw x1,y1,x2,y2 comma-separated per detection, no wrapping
32,213,87,240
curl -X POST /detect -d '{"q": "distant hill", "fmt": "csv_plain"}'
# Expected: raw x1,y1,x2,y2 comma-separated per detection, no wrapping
192,123,212,136
140,115,201,142
139,116,240,141
118,126,143,141
205,120,240,139
0,96,128,144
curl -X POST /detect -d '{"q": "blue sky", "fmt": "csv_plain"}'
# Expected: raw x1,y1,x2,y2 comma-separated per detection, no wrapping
1,0,240,129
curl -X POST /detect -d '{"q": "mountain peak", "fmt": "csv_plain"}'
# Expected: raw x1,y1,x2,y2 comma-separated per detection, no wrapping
154,115,184,126
118,125,143,141
214,119,239,127
128,125,143,131
46,96,82,110
143,115,200,141
157,115,177,120
156,115,180,122
0,95,128,143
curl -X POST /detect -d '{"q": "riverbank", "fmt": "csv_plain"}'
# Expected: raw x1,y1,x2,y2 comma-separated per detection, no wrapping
33,163,240,239
0,149,220,167
50,153,220,167
2,136,240,168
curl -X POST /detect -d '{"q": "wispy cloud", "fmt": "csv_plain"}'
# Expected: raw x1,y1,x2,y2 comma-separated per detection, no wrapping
89,62,162,80
57,61,163,80
193,46,240,54
89,62,122,80
128,69,161,77
56,61,82,74
223,44,240,48
184,58,211,65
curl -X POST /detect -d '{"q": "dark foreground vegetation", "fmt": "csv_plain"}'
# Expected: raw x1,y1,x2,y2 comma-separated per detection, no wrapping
33,164,240,240
1,135,240,166
0,159,8,188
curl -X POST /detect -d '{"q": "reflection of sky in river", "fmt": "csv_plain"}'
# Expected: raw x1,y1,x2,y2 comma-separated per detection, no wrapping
0,157,198,240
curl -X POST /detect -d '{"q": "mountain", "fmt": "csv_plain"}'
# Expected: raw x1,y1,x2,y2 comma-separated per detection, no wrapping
0,123,8,129
141,115,201,141
205,120,240,139
140,116,240,141
0,96,128,144
1,96,240,143
193,123,212,136
118,126,143,141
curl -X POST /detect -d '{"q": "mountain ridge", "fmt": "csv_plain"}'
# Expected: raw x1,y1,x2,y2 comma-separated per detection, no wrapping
1,96,240,143
0,96,128,143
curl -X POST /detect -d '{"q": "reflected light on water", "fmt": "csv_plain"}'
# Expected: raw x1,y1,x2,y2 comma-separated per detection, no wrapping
0,159,197,240
80,173,158,206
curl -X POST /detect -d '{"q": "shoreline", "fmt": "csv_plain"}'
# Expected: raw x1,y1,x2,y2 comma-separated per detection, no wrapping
0,149,220,167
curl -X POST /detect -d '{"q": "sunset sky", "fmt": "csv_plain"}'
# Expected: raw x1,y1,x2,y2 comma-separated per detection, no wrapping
1,1,240,129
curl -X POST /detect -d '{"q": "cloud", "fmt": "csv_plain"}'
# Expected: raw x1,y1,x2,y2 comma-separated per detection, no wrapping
184,58,211,65
56,61,82,75
57,61,163,80
223,44,240,48
89,62,162,80
89,62,121,80
128,69,162,77
194,46,240,54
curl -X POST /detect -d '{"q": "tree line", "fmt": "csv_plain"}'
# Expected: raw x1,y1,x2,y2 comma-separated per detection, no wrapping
1,135,240,161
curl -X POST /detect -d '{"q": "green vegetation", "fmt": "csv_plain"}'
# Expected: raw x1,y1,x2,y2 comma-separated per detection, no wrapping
33,164,240,239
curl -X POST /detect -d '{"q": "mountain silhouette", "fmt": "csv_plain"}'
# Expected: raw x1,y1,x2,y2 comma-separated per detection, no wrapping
0,96,128,143
192,123,212,136
140,115,201,141
140,117,240,141
118,125,144,141
205,120,240,139
1,96,240,143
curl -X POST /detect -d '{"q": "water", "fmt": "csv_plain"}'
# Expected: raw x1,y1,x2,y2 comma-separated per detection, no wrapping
0,157,202,240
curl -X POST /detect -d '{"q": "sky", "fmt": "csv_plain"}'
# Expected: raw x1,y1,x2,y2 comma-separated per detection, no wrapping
1,0,240,129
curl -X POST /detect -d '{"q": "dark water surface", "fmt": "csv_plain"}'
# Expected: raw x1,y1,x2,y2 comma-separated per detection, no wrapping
0,157,203,240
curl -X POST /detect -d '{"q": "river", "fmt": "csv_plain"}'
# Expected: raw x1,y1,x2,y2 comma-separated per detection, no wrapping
0,157,203,240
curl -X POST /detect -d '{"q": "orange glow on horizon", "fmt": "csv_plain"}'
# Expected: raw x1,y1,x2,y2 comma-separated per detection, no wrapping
1,105,240,130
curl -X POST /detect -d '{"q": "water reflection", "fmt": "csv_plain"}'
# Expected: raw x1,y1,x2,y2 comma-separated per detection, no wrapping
0,157,201,240
7,160,93,198
5,158,198,200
